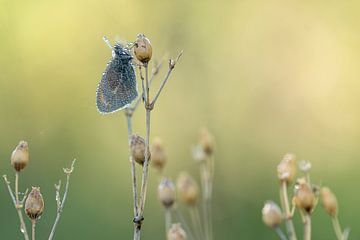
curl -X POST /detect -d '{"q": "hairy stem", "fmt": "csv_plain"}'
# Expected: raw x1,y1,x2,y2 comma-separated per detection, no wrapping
303,214,311,240
279,181,297,240
48,160,75,240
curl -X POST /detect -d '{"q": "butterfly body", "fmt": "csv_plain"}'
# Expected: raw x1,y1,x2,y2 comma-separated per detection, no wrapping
96,44,138,114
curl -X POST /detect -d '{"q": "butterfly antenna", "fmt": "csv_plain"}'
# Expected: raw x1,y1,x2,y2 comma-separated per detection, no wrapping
103,36,113,50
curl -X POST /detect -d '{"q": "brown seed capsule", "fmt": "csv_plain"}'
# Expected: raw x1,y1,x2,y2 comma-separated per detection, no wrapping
321,187,338,217
11,141,29,172
167,223,187,240
151,137,166,171
25,187,44,220
158,178,176,209
130,134,149,165
176,172,198,206
262,201,283,228
134,34,152,64
199,128,215,155
277,153,297,184
293,178,316,213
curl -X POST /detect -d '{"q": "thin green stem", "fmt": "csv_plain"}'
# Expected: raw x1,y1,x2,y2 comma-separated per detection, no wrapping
189,207,203,240
165,209,172,236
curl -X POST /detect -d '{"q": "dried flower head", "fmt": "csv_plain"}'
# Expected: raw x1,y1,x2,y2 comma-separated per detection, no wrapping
199,128,215,155
134,33,152,64
277,153,297,184
262,201,283,228
176,172,199,206
158,177,176,209
293,178,316,213
299,160,312,173
167,223,187,240
192,145,207,163
11,141,29,172
151,137,166,171
321,187,338,217
25,187,44,220
130,134,148,165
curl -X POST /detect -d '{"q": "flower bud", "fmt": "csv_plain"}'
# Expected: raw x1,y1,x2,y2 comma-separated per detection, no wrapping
25,187,44,220
320,187,338,217
262,201,282,228
277,153,296,184
176,172,198,206
151,137,166,171
158,178,176,209
293,178,316,213
134,34,152,64
199,128,215,155
130,134,149,165
11,141,29,172
167,223,187,240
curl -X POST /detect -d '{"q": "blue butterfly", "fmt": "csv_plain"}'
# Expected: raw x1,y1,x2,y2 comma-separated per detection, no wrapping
96,37,138,114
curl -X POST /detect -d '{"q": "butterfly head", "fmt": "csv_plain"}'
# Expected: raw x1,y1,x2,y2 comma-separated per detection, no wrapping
113,44,132,61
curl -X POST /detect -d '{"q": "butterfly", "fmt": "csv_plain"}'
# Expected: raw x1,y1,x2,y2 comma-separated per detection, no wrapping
96,36,138,114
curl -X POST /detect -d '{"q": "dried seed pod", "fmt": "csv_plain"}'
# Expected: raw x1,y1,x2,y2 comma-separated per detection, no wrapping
199,128,215,155
151,137,166,171
130,134,149,165
262,201,283,228
293,178,316,213
176,172,198,206
158,178,176,209
321,187,338,217
167,223,187,240
11,141,29,172
25,187,44,220
192,145,207,163
134,34,152,64
277,153,297,184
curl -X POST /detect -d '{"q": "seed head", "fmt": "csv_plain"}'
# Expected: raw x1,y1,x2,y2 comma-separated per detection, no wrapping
321,187,338,217
151,137,166,171
293,178,316,213
262,201,282,228
158,177,176,209
199,128,215,155
25,187,44,220
130,134,148,165
134,34,152,64
11,141,29,172
192,145,207,163
277,153,297,184
176,172,199,206
167,223,187,240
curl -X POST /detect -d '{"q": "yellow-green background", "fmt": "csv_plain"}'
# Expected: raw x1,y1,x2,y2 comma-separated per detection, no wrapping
0,0,359,239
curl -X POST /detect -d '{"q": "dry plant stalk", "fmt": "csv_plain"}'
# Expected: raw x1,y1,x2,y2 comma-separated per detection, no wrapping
262,155,350,240
2,141,75,240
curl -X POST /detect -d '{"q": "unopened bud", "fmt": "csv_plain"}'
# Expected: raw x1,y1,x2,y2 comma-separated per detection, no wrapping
11,141,29,172
134,34,152,64
293,178,316,213
130,134,148,165
158,178,176,209
167,223,187,240
262,201,282,228
277,153,296,184
25,187,44,220
176,172,198,206
321,187,338,217
151,137,166,171
199,128,215,155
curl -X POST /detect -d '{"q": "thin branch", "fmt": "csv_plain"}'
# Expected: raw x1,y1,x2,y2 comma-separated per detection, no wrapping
303,213,311,240
150,51,183,107
279,181,297,240
48,159,76,240
31,220,36,240
332,216,344,240
3,175,30,240
275,226,288,240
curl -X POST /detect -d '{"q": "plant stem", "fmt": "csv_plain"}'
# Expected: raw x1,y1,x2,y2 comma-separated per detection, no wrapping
279,181,297,240
165,209,172,236
275,226,288,240
303,214,311,240
175,206,195,240
189,207,203,240
48,160,75,240
31,220,36,240
3,175,30,240
332,216,343,240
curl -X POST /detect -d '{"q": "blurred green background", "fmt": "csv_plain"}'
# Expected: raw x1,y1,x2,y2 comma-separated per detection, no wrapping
1,0,359,239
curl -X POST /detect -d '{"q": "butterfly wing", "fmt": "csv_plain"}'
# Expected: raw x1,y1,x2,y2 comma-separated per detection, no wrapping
96,57,138,114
